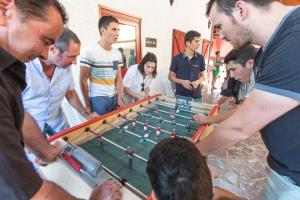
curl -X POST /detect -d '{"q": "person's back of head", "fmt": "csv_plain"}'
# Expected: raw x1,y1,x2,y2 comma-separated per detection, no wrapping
15,0,68,23
54,27,80,54
206,0,278,17
98,15,119,35
147,137,213,200
224,45,258,67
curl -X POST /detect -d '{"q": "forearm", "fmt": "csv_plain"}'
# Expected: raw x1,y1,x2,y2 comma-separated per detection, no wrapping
65,90,87,115
22,112,55,161
80,80,90,109
168,72,183,85
31,180,81,200
199,73,205,83
196,114,251,156
124,87,141,99
116,77,123,98
211,109,236,124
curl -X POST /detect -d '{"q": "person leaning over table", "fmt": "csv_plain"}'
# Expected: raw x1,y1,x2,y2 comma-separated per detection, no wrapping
123,52,157,104
197,1,300,199
0,0,120,199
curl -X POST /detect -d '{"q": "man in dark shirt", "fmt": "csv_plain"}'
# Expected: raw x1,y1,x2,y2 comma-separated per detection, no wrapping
0,0,120,199
197,0,300,199
168,30,206,101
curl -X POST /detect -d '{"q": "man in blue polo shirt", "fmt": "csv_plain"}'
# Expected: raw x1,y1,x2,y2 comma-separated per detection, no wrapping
168,30,205,101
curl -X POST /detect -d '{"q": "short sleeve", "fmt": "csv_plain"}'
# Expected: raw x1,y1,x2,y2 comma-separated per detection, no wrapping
200,56,206,72
123,67,134,88
80,47,94,68
117,51,123,68
170,56,178,72
68,68,75,90
255,26,300,101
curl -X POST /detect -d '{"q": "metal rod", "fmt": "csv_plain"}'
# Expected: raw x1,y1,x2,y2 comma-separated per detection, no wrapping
143,104,192,120
133,110,187,128
86,128,148,163
120,114,174,136
102,165,148,199
154,101,199,114
157,98,211,111
105,121,157,145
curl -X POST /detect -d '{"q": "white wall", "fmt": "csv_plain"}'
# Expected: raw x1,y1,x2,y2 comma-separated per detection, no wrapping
61,0,210,94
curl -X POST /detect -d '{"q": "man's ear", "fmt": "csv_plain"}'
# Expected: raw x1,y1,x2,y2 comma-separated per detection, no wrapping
185,41,190,47
99,27,106,36
246,59,254,69
48,44,57,55
232,0,249,24
0,0,14,26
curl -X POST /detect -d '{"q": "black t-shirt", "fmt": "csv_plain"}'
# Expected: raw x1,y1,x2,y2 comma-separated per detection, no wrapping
170,52,205,98
0,48,42,199
220,77,241,99
254,7,300,185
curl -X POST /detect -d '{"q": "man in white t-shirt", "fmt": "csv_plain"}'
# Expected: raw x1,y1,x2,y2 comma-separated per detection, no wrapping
80,15,125,115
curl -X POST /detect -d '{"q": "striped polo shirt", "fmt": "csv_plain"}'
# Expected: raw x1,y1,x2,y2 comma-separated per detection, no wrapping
80,42,123,97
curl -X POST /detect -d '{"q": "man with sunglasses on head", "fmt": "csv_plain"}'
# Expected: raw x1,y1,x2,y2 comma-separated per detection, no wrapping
168,30,206,101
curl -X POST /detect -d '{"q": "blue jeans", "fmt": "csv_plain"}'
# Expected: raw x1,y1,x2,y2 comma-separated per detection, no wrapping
91,95,118,115
260,169,300,200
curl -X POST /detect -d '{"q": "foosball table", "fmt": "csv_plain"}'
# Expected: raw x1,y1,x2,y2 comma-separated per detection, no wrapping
40,94,218,199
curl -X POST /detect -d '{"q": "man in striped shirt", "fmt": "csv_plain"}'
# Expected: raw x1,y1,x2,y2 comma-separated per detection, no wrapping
80,15,125,115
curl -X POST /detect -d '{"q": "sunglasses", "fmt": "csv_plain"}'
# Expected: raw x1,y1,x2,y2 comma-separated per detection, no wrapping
141,82,145,92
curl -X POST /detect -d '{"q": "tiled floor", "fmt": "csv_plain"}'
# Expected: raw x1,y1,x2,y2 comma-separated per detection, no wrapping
202,78,269,200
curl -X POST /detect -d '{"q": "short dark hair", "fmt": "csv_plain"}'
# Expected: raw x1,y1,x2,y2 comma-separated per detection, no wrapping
15,0,68,24
147,138,213,200
184,30,201,46
215,51,220,56
206,0,278,17
138,52,157,78
54,27,80,54
224,45,258,67
98,15,119,35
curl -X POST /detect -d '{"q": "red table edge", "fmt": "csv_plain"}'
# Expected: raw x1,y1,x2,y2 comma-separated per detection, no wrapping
48,94,162,142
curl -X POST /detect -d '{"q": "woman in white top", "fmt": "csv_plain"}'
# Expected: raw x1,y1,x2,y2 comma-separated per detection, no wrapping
123,53,157,104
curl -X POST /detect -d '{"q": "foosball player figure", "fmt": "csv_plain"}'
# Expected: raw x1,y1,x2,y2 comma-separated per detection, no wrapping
121,114,127,122
97,135,104,145
144,120,149,131
144,130,149,138
132,118,137,128
170,129,177,138
159,117,164,123
155,127,161,139
125,146,134,165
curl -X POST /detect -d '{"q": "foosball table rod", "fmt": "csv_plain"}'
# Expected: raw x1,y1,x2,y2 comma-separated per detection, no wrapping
85,127,148,163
